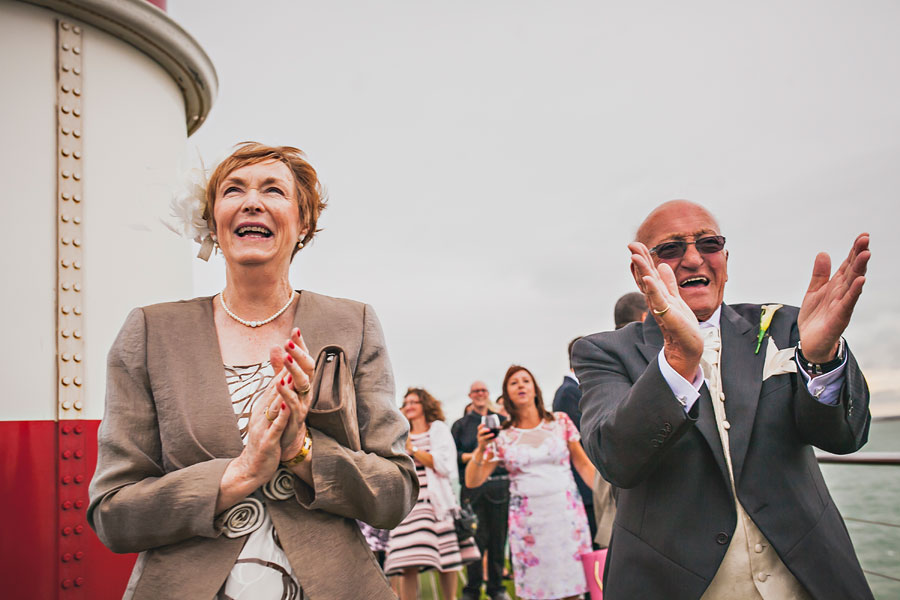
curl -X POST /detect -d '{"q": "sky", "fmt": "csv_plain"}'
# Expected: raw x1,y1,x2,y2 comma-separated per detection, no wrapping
168,0,900,419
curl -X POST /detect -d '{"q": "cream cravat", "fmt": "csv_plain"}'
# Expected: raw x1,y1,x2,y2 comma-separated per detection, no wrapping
699,327,810,600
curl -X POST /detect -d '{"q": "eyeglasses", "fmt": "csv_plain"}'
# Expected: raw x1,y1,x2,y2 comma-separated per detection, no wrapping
470,388,488,394
401,399,421,407
649,235,726,260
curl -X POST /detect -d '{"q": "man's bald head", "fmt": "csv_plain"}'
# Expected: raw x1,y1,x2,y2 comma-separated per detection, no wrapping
635,200,721,246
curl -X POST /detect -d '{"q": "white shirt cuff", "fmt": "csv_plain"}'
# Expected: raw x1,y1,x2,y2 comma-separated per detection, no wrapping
658,348,703,413
795,352,848,406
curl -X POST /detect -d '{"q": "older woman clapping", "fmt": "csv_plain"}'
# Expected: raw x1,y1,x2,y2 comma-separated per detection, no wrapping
89,143,417,600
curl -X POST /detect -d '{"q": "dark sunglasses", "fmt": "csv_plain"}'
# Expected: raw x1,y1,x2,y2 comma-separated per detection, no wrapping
649,235,726,260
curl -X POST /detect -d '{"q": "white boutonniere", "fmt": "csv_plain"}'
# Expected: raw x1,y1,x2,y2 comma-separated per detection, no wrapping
755,304,783,354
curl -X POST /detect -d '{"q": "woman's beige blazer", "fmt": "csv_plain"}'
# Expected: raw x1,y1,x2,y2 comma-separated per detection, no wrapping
88,291,417,599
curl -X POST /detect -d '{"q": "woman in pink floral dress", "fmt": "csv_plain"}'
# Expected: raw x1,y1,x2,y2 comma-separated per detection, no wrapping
466,365,597,600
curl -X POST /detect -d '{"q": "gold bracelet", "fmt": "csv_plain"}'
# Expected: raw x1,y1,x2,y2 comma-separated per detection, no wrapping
281,429,312,467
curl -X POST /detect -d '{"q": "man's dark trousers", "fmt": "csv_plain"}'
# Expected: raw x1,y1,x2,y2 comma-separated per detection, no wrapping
462,478,509,598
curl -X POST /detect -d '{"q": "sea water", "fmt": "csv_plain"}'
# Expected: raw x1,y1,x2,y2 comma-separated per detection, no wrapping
822,418,900,599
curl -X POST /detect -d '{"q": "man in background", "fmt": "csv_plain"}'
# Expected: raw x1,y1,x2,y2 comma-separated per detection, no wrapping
614,291,648,330
452,381,511,600
552,337,597,544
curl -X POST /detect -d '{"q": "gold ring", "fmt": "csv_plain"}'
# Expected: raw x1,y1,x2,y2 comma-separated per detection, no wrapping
265,406,277,422
296,382,311,395
653,305,670,316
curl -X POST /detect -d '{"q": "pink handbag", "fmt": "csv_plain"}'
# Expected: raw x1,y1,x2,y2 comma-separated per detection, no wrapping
580,548,607,599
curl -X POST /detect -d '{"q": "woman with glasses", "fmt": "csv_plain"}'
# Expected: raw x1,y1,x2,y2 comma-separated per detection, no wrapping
385,388,480,600
466,366,596,600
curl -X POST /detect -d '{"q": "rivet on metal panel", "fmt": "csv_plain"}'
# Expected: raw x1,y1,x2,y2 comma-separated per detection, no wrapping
73,261,82,269
61,127,71,135
75,577,85,587
61,192,71,200
75,500,84,509
61,305,71,314
62,475,72,484
62,450,72,459
61,282,71,291
73,305,82,314
73,172,81,181
61,64,70,72
62,500,72,510
73,26,81,34
61,258,70,266
61,84,71,93
75,450,84,459
61,170,71,178
61,43,70,52
73,239,81,248
61,329,71,338
73,109,82,118
61,22,70,30
73,129,81,138
74,425,84,434
73,87,82,96
73,67,81,75
73,353,82,362
60,215,70,223
73,194,82,202
61,238,70,245
74,551,84,560
61,376,71,386
73,376,82,386
73,48,81,56
61,400,71,410
61,353,71,361
73,150,82,158
74,525,84,534
61,579,72,589
73,283,82,292
73,217,82,225
61,105,71,114
73,329,82,338
62,552,73,562
74,475,84,484
61,424,71,434
74,400,83,410
61,147,71,156
62,527,73,536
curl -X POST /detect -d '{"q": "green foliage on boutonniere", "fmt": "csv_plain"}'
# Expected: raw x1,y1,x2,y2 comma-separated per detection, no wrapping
755,304,783,354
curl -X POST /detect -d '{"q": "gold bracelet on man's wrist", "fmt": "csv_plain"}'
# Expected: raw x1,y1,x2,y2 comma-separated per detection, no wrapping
281,429,312,467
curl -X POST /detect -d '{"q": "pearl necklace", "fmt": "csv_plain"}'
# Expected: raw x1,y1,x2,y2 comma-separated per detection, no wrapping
220,290,296,328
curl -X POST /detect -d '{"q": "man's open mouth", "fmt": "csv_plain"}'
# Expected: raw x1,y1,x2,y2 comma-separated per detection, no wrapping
679,276,709,288
235,225,273,238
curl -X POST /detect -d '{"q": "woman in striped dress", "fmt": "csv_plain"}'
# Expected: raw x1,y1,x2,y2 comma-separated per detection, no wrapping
385,388,480,600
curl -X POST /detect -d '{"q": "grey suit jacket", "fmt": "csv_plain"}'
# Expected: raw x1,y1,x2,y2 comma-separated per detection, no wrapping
88,291,418,600
573,304,872,600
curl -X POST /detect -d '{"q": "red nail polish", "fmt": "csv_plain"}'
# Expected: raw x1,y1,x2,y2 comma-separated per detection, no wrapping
280,378,284,386
287,356,294,364
288,341,295,349
287,375,293,384
281,402,286,410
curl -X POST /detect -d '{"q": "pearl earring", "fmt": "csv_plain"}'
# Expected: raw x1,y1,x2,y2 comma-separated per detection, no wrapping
297,238,304,249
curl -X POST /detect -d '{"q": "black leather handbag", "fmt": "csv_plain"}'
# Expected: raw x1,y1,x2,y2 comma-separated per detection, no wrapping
453,503,478,541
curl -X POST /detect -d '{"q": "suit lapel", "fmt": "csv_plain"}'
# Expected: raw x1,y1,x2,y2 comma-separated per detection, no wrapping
720,304,765,486
293,290,326,358
190,297,244,456
639,316,729,484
